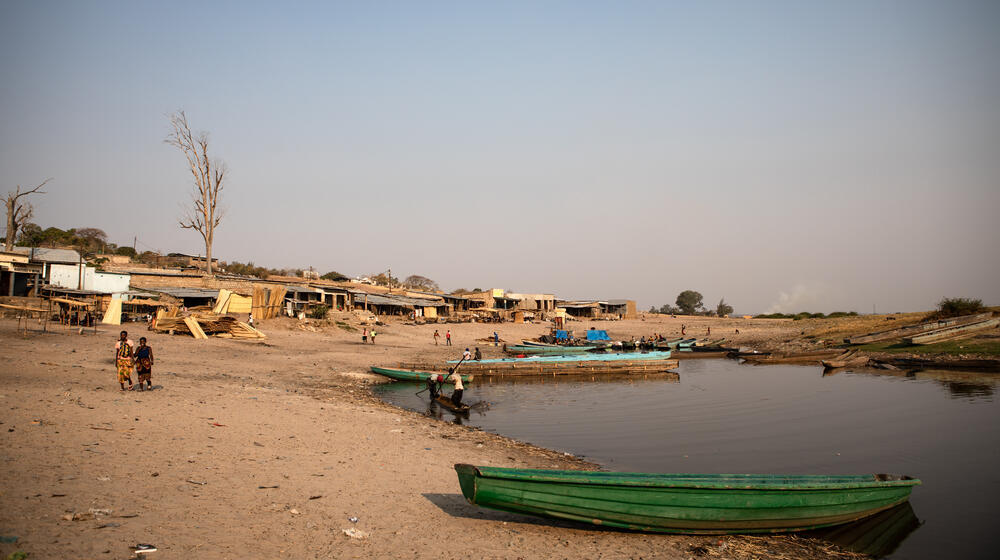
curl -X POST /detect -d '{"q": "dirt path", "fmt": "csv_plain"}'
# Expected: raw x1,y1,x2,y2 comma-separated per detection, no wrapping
0,318,863,559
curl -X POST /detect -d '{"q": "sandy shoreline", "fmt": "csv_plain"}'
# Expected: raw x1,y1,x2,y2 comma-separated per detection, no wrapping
2,316,881,559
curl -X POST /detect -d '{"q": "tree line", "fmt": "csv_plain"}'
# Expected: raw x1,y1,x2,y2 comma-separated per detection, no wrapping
648,290,734,317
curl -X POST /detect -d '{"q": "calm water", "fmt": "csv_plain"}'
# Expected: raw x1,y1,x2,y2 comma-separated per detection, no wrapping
375,359,1000,559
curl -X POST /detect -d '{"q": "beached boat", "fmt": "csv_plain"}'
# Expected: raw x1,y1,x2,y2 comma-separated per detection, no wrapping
676,338,698,349
741,350,842,365
369,366,473,384
821,350,871,369
455,464,920,534
447,350,672,365
903,318,999,345
505,344,598,355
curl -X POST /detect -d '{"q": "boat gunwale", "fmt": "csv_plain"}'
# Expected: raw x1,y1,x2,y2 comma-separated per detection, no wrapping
459,464,921,491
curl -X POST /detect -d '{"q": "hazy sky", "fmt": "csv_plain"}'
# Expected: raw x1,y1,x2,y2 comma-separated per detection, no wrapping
2,1,997,313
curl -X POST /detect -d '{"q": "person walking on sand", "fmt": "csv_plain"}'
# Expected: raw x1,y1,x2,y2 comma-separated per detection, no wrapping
707,326,711,336
433,329,440,345
446,330,452,346
114,330,135,391
370,328,377,344
362,328,368,344
681,324,686,336
135,337,154,391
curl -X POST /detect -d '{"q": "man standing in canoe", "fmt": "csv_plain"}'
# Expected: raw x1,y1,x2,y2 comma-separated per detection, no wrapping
448,368,464,406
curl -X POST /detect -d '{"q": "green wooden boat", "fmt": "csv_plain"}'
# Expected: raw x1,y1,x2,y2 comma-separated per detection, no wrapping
370,366,473,384
455,464,920,534
506,344,598,355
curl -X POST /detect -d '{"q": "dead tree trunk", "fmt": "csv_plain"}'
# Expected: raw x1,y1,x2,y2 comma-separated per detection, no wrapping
4,180,50,252
166,111,226,275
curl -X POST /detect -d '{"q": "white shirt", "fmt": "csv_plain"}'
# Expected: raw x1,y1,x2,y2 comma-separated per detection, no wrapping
450,372,464,391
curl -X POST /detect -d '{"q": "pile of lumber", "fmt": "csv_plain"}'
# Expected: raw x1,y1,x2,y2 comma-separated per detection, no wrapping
152,312,265,340
251,286,286,320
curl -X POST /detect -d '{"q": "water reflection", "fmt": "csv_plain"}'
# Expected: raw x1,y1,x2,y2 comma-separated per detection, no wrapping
806,502,921,558
822,367,997,402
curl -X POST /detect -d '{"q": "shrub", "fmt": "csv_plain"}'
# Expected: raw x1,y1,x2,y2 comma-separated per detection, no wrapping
307,305,329,320
937,297,984,318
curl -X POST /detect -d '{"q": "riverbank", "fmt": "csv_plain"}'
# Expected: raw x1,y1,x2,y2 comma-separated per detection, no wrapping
0,316,886,559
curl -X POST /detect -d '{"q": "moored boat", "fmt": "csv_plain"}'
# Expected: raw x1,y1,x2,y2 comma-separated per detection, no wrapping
455,464,920,534
369,366,473,384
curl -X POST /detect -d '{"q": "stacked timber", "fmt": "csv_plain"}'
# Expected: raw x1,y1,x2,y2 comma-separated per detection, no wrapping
845,313,993,345
251,286,286,320
152,312,265,339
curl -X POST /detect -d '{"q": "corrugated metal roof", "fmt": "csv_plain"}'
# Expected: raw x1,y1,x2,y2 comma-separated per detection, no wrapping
12,247,81,263
353,293,446,307
147,287,220,299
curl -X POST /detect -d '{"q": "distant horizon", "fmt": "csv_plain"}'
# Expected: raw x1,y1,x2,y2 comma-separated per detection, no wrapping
3,1,997,315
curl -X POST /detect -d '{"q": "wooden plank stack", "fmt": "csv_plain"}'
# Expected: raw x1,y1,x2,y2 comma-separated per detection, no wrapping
152,312,266,340
251,286,286,320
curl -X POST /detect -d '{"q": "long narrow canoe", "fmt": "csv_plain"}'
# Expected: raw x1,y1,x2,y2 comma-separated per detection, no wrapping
676,338,699,348
369,366,473,384
506,344,598,355
448,350,672,365
903,318,999,345
845,312,993,344
434,395,470,413
455,464,920,534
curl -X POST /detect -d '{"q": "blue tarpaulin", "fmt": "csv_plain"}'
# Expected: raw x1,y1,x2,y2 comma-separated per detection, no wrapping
586,329,611,341
554,330,569,340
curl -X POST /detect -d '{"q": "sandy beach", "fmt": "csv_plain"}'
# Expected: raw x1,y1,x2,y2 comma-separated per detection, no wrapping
0,314,907,559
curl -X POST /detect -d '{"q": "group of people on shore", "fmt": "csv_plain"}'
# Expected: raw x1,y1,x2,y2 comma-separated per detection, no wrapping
114,330,154,391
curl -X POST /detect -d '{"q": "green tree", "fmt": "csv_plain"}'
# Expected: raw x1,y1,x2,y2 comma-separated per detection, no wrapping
675,290,704,315
321,270,348,282
716,298,734,317
403,275,439,291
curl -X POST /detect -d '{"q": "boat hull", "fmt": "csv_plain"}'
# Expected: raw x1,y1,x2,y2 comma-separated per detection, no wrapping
455,465,919,534
369,366,472,384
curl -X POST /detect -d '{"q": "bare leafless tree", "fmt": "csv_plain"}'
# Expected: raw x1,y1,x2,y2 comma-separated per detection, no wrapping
4,179,51,252
166,110,226,275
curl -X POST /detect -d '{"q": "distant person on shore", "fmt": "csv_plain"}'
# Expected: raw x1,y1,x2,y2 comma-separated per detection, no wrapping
433,329,440,345
370,328,377,344
474,347,482,361
493,331,499,343
463,348,472,361
448,368,464,406
446,330,452,346
135,337,154,391
707,327,711,336
114,330,135,392
362,328,368,344
681,325,686,336
735,328,740,335
248,312,254,328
